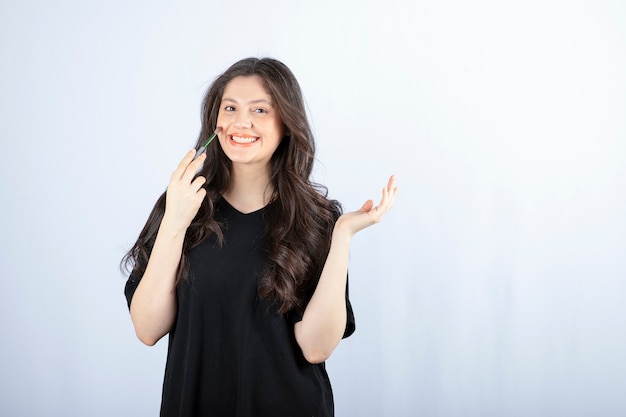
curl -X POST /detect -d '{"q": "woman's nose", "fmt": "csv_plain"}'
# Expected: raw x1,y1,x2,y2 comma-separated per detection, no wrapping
233,113,252,129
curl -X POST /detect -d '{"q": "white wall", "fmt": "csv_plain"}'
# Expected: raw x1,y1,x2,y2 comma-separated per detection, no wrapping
1,1,624,416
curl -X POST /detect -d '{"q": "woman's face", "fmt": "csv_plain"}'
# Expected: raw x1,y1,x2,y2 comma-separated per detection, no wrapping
216,75,284,169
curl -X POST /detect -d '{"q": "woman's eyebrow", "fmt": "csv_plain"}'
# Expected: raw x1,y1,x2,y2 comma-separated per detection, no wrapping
222,97,273,105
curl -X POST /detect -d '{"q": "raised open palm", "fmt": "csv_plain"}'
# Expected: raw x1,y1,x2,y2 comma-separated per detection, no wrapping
334,175,398,238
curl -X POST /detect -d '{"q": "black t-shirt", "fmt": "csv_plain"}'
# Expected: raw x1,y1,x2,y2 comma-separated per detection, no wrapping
125,197,355,417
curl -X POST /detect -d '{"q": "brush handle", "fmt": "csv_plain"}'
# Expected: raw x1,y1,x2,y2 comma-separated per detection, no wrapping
193,145,208,160
193,129,219,160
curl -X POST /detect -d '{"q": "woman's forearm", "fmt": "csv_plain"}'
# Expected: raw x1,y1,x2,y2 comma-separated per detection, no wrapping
295,227,352,364
129,217,184,346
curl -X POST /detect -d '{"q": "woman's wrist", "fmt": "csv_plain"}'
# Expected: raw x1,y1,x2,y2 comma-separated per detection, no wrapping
159,215,189,240
331,223,354,246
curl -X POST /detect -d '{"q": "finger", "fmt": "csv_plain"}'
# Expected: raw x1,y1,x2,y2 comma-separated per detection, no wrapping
360,199,374,212
382,176,397,201
181,153,207,184
171,149,198,180
384,175,398,201
190,175,207,191
384,183,398,207
383,191,397,213
193,187,207,205
377,181,391,206
374,176,397,213
381,187,397,213
196,187,207,201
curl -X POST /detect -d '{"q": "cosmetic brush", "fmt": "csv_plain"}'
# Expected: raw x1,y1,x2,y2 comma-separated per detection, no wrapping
194,127,221,160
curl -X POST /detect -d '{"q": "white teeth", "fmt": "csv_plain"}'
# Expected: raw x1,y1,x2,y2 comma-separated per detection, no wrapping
231,136,258,143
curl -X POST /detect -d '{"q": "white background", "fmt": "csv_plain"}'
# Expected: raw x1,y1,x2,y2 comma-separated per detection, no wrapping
1,0,625,416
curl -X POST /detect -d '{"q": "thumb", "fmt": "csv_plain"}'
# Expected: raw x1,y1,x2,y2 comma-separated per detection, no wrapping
360,200,374,212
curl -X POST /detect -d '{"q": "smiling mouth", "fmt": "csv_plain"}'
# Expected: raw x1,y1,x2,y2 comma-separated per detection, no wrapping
230,135,259,144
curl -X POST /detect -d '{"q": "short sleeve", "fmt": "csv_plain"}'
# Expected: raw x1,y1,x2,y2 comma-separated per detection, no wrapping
343,277,356,338
124,273,141,310
288,274,356,339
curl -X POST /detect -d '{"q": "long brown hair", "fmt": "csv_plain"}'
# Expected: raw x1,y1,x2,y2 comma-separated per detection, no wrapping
122,57,341,314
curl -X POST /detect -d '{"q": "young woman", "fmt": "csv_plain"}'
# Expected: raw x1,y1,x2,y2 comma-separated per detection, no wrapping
123,57,397,416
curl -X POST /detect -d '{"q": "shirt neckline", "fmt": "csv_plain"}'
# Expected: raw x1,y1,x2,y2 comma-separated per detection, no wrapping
219,195,269,216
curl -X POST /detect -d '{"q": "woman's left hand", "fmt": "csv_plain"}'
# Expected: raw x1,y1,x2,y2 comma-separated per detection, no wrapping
334,175,398,239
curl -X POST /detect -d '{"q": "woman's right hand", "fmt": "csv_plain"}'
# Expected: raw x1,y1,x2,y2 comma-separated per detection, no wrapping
162,149,208,232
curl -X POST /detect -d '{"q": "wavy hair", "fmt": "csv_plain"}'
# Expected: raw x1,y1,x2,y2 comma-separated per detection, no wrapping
122,57,341,314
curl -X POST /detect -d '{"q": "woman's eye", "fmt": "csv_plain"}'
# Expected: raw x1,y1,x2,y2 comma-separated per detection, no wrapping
224,105,235,112
253,108,267,114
